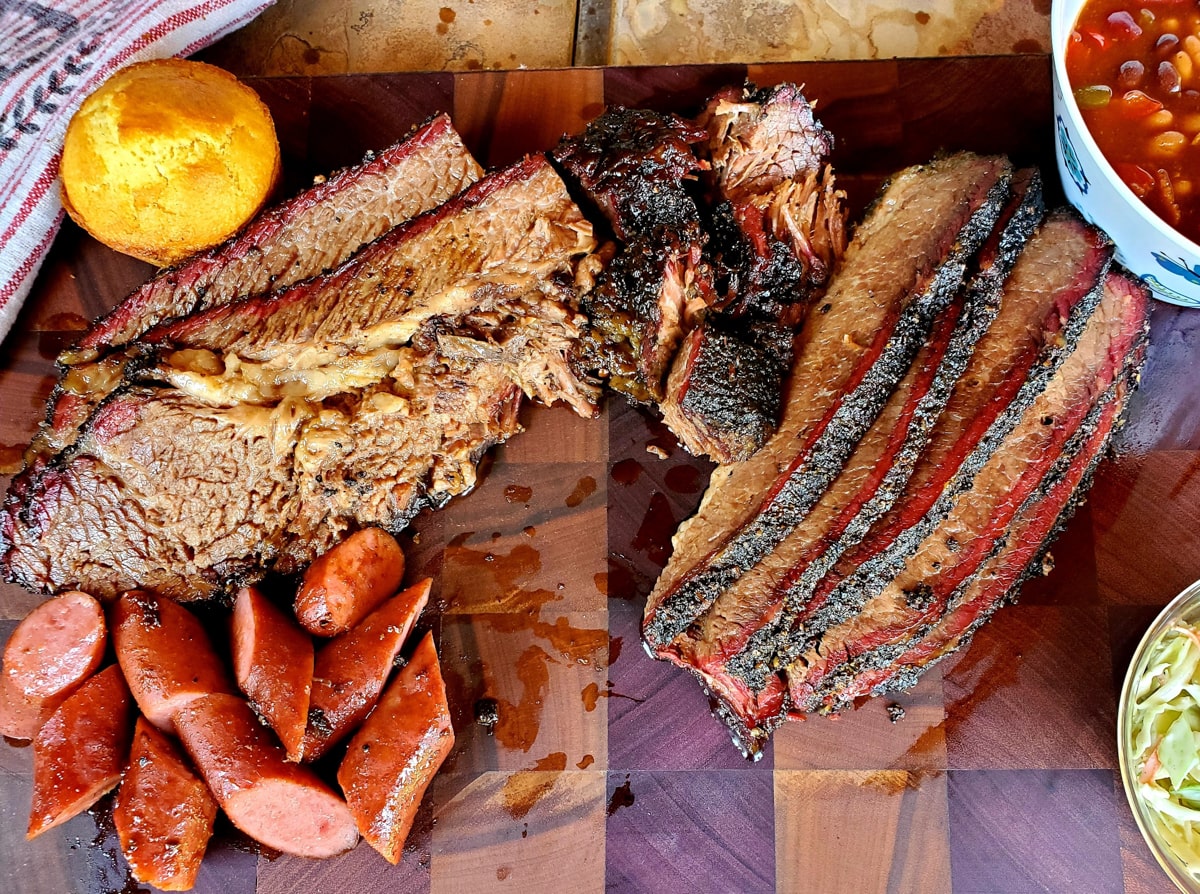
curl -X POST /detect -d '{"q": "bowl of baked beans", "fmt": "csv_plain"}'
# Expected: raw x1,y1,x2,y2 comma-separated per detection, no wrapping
1054,0,1200,307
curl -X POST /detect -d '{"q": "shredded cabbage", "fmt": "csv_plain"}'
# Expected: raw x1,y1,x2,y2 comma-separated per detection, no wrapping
1130,623,1200,877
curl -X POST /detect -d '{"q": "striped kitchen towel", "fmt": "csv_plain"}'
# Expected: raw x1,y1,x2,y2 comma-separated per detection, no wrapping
0,0,274,345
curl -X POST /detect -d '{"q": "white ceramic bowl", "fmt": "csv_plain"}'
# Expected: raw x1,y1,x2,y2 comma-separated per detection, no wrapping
1052,0,1200,308
1119,579,1200,894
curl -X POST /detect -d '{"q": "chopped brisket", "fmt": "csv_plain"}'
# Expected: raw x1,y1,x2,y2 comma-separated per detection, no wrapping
576,229,708,403
553,108,711,403
657,85,848,461
643,152,1013,654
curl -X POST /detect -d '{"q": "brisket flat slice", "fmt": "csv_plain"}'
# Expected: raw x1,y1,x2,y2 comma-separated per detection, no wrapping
643,152,1013,654
786,270,1149,714
0,352,522,603
777,210,1114,683
22,116,481,472
65,114,482,362
666,170,1046,733
142,156,595,368
823,372,1131,710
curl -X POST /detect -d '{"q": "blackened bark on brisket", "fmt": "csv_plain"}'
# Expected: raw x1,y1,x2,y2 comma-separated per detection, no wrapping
659,317,790,463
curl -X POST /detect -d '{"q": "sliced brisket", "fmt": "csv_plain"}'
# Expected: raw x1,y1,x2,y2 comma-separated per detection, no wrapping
785,270,1149,714
667,171,1044,733
643,152,1013,654
778,210,1114,681
2,156,598,600
142,156,595,367
19,115,482,480
1,351,522,602
65,114,482,362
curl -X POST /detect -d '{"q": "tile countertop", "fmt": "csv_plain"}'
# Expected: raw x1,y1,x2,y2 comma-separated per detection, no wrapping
197,0,1053,74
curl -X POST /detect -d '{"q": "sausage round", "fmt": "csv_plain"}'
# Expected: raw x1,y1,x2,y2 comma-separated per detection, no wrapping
294,528,406,637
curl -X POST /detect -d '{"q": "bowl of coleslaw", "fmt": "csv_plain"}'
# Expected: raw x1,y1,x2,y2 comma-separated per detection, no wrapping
1120,578,1200,892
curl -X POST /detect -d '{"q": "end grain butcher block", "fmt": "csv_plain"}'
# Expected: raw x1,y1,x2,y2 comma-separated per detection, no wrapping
1,57,1197,894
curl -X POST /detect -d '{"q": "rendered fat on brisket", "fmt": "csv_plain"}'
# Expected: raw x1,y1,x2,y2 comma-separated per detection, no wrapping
642,152,1013,654
786,269,1148,715
1,157,595,600
0,355,522,602
13,115,483,530
667,170,1047,737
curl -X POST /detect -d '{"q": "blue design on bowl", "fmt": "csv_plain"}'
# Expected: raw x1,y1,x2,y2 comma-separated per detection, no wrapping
1146,254,1200,306
1057,115,1089,195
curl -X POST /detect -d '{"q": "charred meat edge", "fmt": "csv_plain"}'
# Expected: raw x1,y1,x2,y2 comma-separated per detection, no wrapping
643,154,1013,651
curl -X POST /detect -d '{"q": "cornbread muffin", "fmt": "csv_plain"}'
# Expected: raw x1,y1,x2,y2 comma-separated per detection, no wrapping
61,59,280,267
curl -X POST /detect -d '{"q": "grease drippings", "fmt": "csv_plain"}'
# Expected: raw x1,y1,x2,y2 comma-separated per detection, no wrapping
482,614,609,753
504,484,533,504
611,458,642,486
0,443,25,475
500,751,568,820
577,754,595,769
631,492,676,568
607,775,636,816
565,475,596,508
443,531,554,614
665,463,705,494
581,681,600,711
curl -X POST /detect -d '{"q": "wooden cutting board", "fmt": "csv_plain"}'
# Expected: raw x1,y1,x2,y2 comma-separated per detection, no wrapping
2,57,1198,894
